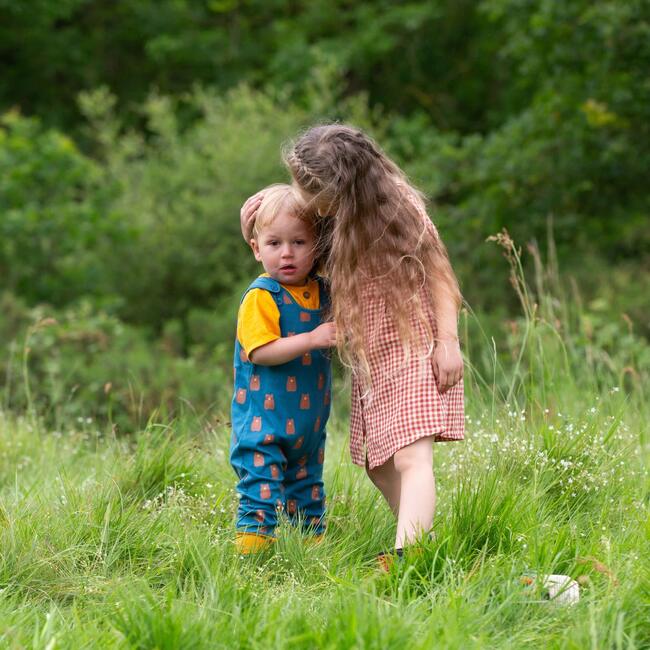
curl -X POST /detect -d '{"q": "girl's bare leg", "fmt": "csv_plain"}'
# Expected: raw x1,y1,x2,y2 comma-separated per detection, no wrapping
392,436,436,548
366,457,401,516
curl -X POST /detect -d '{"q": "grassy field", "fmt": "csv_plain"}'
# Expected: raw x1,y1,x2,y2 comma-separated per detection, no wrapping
0,254,648,648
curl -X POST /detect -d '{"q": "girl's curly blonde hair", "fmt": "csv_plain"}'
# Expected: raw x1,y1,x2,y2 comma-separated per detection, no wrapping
284,124,461,385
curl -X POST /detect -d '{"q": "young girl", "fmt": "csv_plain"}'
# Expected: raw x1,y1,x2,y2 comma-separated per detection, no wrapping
240,126,464,560
232,184,336,554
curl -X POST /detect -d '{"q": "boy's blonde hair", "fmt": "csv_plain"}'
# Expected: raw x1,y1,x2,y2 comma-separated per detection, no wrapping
251,184,315,239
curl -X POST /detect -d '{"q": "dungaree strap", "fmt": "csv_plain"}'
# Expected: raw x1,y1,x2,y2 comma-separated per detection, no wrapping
242,277,283,308
242,276,326,309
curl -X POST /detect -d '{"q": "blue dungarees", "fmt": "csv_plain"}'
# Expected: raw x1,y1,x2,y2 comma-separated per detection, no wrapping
230,276,331,537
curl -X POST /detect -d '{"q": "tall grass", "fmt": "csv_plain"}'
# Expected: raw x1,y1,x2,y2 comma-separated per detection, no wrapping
0,239,647,648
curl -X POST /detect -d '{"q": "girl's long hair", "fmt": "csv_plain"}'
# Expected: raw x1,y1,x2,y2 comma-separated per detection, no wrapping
284,124,461,386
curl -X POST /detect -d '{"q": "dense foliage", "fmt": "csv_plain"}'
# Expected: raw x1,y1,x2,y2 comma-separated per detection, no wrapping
2,1,649,306
0,0,648,426
0,0,512,132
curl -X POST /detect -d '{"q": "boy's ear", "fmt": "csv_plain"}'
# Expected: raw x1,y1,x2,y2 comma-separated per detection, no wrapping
250,238,262,261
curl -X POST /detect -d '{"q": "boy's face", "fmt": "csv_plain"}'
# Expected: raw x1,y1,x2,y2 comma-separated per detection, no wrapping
251,212,316,285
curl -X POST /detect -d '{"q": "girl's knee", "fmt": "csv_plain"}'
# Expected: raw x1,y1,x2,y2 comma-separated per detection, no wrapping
393,437,433,475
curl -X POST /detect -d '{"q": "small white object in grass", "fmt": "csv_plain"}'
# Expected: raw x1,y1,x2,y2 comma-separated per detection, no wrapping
543,574,580,604
523,573,580,605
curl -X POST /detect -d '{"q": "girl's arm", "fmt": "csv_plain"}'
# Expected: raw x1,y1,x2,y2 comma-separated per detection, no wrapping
407,188,463,392
250,322,337,366
431,287,463,392
433,289,459,342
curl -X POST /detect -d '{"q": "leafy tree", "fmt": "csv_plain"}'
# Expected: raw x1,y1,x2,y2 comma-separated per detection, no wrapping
0,1,507,133
0,110,121,306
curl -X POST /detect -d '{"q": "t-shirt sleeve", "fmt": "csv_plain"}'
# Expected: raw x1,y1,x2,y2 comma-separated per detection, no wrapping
236,289,281,356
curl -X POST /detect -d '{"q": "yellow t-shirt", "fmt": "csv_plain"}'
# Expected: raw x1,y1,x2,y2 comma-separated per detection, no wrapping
237,274,321,356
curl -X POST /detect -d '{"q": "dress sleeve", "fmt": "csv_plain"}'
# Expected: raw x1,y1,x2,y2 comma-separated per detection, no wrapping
401,184,440,239
236,289,281,356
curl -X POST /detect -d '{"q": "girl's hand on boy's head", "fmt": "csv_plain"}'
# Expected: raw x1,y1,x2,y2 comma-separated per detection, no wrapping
240,191,265,239
309,322,337,349
433,339,463,392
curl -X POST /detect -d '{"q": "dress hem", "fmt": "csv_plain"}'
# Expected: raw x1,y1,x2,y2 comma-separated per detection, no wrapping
351,428,465,470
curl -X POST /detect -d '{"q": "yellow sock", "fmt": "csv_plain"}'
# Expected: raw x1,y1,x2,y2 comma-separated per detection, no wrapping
235,532,275,554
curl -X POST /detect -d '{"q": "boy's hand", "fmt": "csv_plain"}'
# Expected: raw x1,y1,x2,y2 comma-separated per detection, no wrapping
433,339,463,392
309,322,337,349
240,191,265,239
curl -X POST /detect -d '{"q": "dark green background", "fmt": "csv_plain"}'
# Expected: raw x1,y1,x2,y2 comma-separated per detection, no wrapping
1,0,648,428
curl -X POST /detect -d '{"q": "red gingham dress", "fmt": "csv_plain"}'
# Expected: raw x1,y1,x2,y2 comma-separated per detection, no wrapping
348,194,465,470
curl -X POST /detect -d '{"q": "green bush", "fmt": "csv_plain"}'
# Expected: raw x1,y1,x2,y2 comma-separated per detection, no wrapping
0,111,123,307
0,292,232,432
